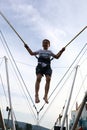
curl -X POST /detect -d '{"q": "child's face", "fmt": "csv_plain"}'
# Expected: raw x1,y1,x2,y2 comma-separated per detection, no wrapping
42,40,50,50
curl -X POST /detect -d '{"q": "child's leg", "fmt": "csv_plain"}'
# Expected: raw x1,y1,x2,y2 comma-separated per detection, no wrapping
35,74,42,103
43,75,51,103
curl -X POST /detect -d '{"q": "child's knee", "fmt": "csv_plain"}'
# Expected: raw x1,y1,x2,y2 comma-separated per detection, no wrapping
36,75,42,82
46,76,51,82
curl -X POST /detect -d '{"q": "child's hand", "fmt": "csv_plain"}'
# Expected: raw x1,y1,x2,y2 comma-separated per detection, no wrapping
61,47,65,52
60,47,65,53
24,44,29,49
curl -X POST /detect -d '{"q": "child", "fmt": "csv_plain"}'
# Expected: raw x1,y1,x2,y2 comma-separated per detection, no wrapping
24,39,65,104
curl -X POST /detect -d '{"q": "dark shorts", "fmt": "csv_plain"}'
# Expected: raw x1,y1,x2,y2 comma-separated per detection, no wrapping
36,64,52,76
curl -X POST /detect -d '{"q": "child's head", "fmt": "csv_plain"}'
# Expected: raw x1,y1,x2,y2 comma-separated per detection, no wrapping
42,39,50,49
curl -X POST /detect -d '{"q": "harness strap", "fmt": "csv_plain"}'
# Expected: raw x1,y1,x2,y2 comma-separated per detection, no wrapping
35,56,54,61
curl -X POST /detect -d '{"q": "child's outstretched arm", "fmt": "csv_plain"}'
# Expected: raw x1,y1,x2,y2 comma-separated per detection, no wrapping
24,44,37,56
54,47,65,59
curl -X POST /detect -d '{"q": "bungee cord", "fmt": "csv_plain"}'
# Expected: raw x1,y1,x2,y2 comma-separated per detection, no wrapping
0,57,4,68
76,48,87,66
0,73,8,104
78,52,87,66
0,11,26,46
0,31,37,121
65,26,87,48
0,58,8,105
51,26,87,61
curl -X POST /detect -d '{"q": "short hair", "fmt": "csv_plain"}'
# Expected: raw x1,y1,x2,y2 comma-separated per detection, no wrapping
42,39,50,46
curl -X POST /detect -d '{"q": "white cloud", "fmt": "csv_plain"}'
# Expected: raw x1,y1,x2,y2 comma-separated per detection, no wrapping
4,2,66,50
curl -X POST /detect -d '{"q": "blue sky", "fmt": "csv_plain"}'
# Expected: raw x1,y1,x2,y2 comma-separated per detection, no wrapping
0,0,87,129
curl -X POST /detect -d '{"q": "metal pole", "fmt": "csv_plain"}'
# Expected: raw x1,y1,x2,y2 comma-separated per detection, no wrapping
60,65,79,130
66,115,68,130
4,56,16,130
71,91,87,130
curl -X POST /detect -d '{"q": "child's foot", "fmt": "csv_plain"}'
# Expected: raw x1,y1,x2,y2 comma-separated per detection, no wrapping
35,96,40,103
43,96,49,104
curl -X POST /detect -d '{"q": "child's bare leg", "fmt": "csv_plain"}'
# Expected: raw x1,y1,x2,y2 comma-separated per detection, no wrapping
43,75,51,103
35,74,42,103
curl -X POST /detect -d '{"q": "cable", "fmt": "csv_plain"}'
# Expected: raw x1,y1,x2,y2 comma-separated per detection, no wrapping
0,58,4,68
65,26,87,48
0,74,8,104
76,48,87,65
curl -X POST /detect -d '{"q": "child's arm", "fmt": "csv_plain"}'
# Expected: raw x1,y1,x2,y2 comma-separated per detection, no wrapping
24,44,37,55
54,47,65,59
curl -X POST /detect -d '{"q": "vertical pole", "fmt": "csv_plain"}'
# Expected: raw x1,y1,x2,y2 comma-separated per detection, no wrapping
60,65,79,130
37,112,39,126
66,115,68,130
4,56,16,130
